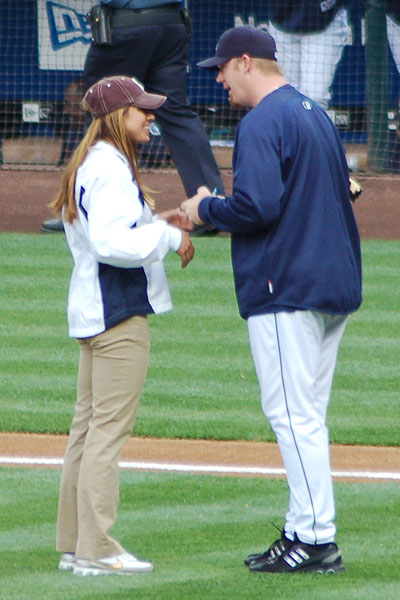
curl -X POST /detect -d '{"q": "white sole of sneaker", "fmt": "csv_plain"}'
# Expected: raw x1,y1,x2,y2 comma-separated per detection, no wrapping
73,567,119,576
73,564,154,576
58,563,74,571
58,558,75,571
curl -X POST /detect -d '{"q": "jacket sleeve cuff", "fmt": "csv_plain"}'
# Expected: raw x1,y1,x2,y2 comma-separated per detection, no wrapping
198,196,213,223
169,226,182,252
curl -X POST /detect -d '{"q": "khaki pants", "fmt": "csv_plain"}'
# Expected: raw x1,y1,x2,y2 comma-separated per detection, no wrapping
56,316,150,561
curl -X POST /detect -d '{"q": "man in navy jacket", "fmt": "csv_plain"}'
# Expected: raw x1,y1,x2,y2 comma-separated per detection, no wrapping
182,25,362,575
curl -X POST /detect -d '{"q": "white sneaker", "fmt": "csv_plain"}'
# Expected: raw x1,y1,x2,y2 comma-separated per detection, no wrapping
58,552,75,571
73,552,154,576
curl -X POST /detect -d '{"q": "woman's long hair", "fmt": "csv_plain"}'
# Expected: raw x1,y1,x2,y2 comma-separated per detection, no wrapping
50,107,154,223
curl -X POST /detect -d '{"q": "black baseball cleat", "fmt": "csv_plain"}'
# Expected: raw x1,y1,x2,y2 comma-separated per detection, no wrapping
41,218,65,233
248,540,345,574
244,530,293,566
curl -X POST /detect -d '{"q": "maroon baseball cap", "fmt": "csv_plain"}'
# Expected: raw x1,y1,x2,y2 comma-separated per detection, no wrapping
82,76,166,118
197,25,277,70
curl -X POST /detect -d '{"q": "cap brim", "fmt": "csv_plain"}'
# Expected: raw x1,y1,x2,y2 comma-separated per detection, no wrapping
196,56,228,70
134,90,167,109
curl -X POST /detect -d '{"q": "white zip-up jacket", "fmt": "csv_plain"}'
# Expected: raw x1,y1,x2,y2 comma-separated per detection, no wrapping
63,140,182,338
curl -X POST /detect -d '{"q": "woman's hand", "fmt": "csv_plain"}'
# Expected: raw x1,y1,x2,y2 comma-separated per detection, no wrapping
157,208,194,231
177,231,195,268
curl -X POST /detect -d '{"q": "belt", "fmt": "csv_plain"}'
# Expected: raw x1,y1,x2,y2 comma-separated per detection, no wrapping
110,4,183,28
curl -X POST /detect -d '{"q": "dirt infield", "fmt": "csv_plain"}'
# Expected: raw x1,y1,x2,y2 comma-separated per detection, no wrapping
0,169,231,234
0,167,399,475
1,433,400,479
1,168,400,238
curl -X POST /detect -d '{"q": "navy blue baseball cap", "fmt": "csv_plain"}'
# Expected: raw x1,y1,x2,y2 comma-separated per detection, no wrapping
197,26,277,70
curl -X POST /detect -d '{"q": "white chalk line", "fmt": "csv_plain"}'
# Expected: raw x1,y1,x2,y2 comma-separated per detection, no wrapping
0,456,399,481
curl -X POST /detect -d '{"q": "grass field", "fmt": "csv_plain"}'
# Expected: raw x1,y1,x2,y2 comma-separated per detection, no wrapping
0,234,399,444
1,467,399,600
0,233,399,599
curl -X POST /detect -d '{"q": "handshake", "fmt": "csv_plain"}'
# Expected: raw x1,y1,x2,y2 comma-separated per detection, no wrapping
158,186,218,269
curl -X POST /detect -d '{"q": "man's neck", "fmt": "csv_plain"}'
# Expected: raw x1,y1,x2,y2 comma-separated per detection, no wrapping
250,75,287,107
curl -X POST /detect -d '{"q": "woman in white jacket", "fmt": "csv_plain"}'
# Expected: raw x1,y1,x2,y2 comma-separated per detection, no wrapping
51,75,194,577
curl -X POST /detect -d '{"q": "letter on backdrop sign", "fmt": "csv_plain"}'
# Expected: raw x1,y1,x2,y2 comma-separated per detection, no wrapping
38,0,92,70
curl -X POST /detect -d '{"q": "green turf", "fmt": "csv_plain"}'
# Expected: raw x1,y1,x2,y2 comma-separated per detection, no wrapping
0,234,399,444
0,467,399,600
1,233,399,599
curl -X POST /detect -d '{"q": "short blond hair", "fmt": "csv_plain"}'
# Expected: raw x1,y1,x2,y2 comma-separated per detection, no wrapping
232,56,283,76
252,57,283,76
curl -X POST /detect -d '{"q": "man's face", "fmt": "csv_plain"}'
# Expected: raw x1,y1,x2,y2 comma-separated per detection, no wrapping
216,58,248,108
64,83,86,125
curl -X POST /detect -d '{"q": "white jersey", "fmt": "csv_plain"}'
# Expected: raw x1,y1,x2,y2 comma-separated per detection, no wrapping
64,140,182,338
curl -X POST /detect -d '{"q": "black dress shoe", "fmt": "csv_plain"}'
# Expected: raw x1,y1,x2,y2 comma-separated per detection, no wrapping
190,223,220,237
41,218,65,233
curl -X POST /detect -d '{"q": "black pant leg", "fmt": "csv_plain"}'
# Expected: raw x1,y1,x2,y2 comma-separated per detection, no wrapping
83,22,225,197
155,101,225,197
143,24,225,196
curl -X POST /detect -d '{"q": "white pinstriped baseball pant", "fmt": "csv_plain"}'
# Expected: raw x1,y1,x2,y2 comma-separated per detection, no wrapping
387,16,400,75
268,9,349,109
248,310,348,545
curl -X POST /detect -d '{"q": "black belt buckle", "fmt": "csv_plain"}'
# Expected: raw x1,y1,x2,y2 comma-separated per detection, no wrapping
86,5,112,46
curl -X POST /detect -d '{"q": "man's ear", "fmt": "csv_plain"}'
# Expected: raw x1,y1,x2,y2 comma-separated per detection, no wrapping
241,54,253,72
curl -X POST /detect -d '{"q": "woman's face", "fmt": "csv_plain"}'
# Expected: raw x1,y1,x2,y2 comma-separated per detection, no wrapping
123,106,155,143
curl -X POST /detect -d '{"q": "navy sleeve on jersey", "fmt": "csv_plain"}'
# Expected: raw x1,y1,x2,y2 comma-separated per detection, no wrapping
199,117,284,232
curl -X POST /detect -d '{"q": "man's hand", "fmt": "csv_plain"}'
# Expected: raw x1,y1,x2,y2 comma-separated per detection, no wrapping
157,208,194,231
180,186,213,225
176,231,195,268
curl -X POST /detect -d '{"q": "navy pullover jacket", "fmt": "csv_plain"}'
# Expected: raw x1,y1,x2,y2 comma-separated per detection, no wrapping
199,85,362,320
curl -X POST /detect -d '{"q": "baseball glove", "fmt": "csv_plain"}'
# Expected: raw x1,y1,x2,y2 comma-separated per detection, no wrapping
349,176,363,202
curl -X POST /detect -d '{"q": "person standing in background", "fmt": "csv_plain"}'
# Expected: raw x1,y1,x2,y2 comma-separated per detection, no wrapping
385,1,400,171
56,78,87,167
267,0,350,109
42,0,224,233
386,1,400,72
